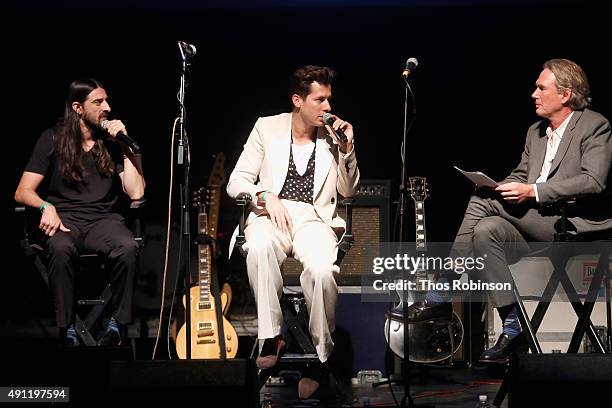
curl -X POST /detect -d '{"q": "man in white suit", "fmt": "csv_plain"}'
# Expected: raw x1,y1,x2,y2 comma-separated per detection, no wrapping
227,65,359,398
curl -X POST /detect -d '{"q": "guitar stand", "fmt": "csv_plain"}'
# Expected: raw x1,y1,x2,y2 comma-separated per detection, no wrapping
373,340,435,407
374,310,458,408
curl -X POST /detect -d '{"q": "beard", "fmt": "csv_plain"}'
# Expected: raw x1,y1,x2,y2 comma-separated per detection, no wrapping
83,112,103,129
82,113,109,141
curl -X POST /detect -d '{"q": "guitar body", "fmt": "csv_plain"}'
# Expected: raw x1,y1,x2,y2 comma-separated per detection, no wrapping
221,282,232,316
176,286,238,359
385,311,464,363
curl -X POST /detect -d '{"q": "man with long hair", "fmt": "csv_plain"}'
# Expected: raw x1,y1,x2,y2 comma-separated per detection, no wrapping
15,78,146,346
227,65,360,399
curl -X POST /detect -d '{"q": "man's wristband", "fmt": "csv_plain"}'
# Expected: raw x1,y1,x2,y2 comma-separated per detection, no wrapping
39,202,53,213
256,191,268,206
257,191,272,205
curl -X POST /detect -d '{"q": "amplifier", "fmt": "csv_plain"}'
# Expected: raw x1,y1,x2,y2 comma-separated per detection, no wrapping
508,354,612,407
282,179,391,286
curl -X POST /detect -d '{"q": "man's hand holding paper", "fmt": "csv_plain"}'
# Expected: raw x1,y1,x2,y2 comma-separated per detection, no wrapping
495,182,536,204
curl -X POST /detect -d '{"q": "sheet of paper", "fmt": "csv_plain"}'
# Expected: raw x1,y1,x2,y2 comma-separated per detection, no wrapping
453,165,499,188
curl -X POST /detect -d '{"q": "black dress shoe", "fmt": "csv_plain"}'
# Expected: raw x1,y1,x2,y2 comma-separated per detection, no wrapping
479,333,527,363
97,329,122,346
389,300,453,323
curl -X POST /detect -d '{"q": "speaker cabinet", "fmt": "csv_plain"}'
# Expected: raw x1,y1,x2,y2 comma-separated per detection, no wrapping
110,359,258,405
508,353,612,407
282,180,391,286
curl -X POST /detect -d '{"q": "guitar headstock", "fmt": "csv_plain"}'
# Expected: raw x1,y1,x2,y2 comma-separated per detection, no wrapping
207,153,226,189
408,176,428,203
192,153,227,213
192,186,208,213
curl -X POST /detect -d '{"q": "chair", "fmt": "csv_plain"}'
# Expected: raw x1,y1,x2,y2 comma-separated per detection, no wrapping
494,193,612,406
233,193,354,386
16,199,146,346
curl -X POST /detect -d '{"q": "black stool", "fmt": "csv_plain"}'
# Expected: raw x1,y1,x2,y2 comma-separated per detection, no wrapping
16,199,146,346
495,194,612,406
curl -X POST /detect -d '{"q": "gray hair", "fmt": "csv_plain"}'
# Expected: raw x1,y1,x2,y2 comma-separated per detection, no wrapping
543,59,591,110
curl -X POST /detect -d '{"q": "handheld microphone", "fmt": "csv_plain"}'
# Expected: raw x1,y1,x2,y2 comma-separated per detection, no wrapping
402,57,419,79
101,120,141,153
322,113,348,144
178,41,197,58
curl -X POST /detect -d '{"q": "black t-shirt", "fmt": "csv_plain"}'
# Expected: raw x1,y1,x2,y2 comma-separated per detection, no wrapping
25,126,125,223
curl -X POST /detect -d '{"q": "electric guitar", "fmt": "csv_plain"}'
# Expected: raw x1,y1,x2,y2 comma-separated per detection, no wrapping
385,177,464,363
194,153,233,316
176,153,238,359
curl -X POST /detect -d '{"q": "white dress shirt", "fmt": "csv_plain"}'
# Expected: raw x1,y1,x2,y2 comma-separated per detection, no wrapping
533,111,574,201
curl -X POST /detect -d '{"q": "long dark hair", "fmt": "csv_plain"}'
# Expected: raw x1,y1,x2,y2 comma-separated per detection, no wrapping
57,78,114,183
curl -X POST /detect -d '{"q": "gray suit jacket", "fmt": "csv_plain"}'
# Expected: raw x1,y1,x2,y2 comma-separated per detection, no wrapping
503,108,612,233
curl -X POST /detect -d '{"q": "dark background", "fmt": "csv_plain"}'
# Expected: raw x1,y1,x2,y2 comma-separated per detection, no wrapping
2,0,609,327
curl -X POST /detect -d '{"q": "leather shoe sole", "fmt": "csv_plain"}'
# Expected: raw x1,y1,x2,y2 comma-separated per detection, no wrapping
298,378,320,399
298,363,329,399
256,337,286,370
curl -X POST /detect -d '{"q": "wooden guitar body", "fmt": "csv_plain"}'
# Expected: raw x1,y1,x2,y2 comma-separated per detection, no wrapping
176,286,238,359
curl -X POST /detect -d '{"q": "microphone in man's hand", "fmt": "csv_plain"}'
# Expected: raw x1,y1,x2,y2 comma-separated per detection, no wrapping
322,113,348,144
402,57,419,79
101,120,141,153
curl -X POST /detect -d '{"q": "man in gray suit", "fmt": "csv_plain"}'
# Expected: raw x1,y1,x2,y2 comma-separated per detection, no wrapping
447,59,611,363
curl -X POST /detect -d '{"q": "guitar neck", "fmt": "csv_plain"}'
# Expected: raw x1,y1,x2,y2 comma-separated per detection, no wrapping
414,200,427,251
208,186,220,241
198,212,213,309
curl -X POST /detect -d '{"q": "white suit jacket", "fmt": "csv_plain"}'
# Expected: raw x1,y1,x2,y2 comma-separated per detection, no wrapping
226,112,360,254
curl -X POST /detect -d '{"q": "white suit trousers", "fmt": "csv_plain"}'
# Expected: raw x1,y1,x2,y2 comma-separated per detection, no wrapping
243,199,339,362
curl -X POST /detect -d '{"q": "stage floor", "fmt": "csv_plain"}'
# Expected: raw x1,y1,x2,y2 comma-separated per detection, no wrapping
0,334,508,407
259,366,505,408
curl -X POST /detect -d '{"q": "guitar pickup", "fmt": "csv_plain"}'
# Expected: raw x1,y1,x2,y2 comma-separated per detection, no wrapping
196,339,216,344
198,301,212,310
198,322,213,331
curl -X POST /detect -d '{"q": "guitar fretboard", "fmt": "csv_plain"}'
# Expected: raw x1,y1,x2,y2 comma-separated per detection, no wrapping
198,213,212,307
415,201,426,251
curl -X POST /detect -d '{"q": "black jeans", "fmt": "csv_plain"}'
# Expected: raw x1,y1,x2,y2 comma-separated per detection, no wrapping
45,214,138,328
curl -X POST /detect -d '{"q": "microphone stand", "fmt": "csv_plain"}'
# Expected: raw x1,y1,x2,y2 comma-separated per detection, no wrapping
376,67,427,408
177,42,193,359
397,72,432,408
